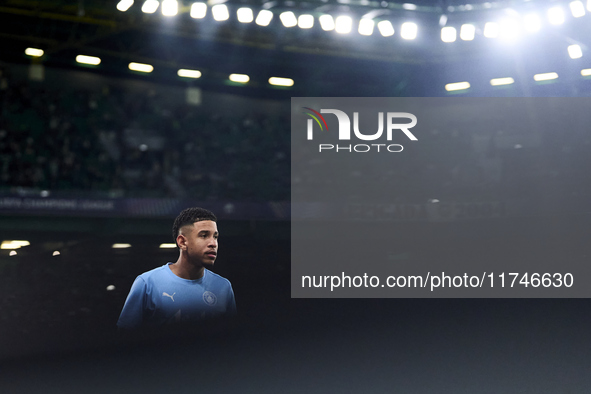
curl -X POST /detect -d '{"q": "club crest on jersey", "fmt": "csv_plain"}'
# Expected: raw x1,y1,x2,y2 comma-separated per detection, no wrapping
202,291,217,306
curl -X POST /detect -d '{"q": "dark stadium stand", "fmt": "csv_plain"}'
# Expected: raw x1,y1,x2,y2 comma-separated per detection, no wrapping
2,1,591,392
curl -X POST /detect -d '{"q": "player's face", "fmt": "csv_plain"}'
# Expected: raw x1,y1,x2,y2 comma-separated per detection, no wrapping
185,220,219,267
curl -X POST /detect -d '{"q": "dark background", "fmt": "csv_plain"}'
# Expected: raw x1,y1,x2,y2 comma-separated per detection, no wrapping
1,0,591,392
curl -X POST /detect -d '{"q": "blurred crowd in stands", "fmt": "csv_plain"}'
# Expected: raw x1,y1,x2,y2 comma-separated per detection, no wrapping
1,64,590,203
0,65,290,201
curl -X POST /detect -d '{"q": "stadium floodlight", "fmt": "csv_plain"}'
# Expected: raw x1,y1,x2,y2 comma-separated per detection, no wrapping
190,2,207,19
229,73,249,83
358,19,375,36
581,68,591,76
178,69,202,78
547,6,565,25
335,16,353,34
24,47,44,57
400,22,418,39
523,13,541,32
534,72,558,81
212,4,229,21
588,0,591,12
141,0,159,14
483,22,499,38
499,19,519,40
76,55,101,65
159,243,177,248
112,243,132,249
237,7,254,23
1,240,30,249
53,251,60,256
377,20,394,37
568,44,583,59
402,3,417,10
9,251,16,256
256,10,273,26
117,0,134,12
269,77,294,87
280,11,297,27
460,24,475,40
441,26,456,42
490,77,515,86
570,1,586,17
129,62,154,73
445,82,470,91
161,0,177,16
298,14,314,29
319,14,335,31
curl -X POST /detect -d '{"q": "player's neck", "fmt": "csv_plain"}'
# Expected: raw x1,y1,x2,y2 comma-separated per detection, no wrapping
170,259,205,280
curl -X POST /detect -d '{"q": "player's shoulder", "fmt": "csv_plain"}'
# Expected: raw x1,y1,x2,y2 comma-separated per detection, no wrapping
137,264,171,283
205,269,232,287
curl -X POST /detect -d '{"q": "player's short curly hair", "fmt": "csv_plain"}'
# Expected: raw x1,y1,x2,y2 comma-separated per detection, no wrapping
172,207,217,247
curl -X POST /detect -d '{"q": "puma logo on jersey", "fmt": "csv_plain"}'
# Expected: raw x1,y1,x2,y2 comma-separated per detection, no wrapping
163,292,176,301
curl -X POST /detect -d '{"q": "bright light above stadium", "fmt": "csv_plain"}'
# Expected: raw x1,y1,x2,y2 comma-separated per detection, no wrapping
441,26,456,42
178,69,202,78
402,3,417,10
280,11,297,27
377,20,394,37
117,0,134,12
76,55,101,65
1,240,30,249
499,19,519,40
490,77,515,86
112,243,132,249
335,16,353,34
400,22,418,40
25,47,44,57
568,44,583,59
319,15,335,31
159,243,177,249
445,82,470,91
298,14,314,29
129,62,154,73
523,14,541,32
358,19,375,36
229,73,249,83
190,2,206,19
460,24,475,40
237,7,253,23
141,0,159,14
161,0,178,16
588,0,591,12
483,22,499,38
255,10,273,26
582,68,591,76
534,72,558,81
547,6,565,25
570,1,586,17
212,4,229,21
269,77,294,87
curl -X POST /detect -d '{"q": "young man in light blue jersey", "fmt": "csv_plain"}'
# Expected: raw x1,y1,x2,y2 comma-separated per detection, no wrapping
117,207,236,330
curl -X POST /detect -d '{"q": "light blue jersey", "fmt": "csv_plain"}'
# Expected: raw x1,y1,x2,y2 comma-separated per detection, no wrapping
117,263,236,329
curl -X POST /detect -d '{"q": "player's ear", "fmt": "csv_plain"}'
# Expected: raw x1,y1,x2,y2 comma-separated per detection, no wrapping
177,234,187,250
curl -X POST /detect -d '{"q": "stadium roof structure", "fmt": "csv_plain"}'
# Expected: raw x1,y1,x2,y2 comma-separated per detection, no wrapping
1,0,591,96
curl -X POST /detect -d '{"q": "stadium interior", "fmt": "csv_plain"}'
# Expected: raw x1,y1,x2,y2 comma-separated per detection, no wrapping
1,0,591,392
